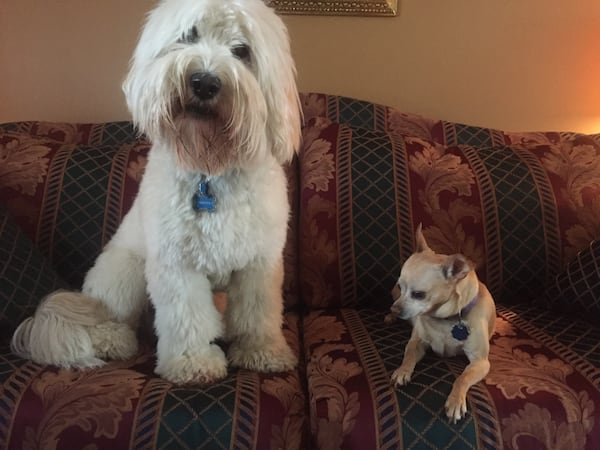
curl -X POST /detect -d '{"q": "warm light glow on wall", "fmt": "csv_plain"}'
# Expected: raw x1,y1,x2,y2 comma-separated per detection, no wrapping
1,0,599,134
591,118,600,134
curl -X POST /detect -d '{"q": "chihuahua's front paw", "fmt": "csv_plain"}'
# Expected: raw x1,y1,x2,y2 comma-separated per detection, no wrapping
391,366,413,386
384,313,397,325
445,388,468,423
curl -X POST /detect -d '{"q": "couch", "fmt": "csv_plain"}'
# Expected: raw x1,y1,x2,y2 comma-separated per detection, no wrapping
1,93,599,450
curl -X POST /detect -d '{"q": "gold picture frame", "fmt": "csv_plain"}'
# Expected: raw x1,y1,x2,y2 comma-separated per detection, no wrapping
266,0,398,16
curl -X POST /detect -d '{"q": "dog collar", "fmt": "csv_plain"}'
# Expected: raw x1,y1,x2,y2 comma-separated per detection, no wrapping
192,176,216,212
451,295,478,341
459,295,478,318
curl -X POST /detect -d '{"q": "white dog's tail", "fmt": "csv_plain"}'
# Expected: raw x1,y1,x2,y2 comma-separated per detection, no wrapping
11,290,138,368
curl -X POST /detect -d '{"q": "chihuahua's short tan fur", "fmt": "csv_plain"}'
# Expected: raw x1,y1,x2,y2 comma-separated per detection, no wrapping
385,225,496,422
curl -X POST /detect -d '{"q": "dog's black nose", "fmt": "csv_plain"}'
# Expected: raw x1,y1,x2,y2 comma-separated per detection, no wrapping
190,72,221,100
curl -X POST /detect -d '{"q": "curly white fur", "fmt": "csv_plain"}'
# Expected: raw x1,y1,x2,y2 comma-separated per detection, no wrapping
11,0,301,385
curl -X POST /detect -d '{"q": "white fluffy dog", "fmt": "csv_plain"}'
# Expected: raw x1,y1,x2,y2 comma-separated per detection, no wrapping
11,0,301,385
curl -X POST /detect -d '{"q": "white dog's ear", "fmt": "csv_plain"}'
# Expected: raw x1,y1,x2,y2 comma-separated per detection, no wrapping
266,72,302,164
120,0,190,140
443,254,473,281
252,7,302,164
414,223,431,253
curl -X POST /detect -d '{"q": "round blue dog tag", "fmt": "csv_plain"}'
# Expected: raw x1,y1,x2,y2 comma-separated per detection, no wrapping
452,322,470,341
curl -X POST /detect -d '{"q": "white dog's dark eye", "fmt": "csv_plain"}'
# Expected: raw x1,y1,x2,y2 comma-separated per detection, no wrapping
231,44,250,61
178,26,199,44
411,291,426,300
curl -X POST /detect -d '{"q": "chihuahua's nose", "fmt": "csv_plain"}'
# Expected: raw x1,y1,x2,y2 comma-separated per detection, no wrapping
390,302,401,316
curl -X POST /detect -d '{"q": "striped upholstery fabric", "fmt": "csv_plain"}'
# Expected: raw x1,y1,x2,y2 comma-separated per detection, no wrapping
0,130,149,287
2,94,600,449
539,240,600,320
0,313,306,449
0,207,69,338
303,305,600,449
0,128,299,307
297,93,600,449
0,124,305,449
297,119,600,309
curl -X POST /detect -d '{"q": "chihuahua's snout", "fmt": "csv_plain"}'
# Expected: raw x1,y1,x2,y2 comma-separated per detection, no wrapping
390,302,402,316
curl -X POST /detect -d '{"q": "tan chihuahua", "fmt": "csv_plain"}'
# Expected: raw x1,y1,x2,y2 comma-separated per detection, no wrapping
385,225,496,422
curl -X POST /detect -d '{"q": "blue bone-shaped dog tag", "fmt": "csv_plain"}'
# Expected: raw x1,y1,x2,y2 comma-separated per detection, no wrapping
192,180,216,212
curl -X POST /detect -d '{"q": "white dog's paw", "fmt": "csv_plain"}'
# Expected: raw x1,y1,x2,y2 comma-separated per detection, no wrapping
445,388,468,423
228,340,297,373
391,366,413,387
156,344,228,385
89,321,138,361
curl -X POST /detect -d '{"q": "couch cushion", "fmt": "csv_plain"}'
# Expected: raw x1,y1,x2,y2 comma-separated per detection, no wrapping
0,130,150,287
0,126,301,308
302,306,600,449
297,120,600,309
536,240,600,321
0,207,69,339
0,312,307,449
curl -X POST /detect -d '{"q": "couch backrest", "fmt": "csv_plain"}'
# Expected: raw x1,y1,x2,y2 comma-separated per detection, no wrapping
0,122,146,286
0,121,301,309
297,93,600,309
3,95,600,312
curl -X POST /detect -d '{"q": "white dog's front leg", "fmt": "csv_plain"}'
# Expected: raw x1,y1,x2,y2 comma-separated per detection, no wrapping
225,258,297,373
147,260,227,385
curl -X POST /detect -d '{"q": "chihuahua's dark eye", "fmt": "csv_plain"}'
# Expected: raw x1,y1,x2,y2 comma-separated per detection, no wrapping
411,291,426,300
231,44,250,61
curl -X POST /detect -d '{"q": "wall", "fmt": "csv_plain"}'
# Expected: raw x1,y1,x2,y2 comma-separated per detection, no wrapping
1,0,599,133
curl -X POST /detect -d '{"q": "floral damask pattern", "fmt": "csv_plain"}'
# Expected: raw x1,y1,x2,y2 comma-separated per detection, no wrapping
126,154,148,182
299,195,337,308
0,136,51,195
300,119,335,193
21,361,147,450
387,108,437,140
261,373,305,450
407,137,474,210
487,317,597,449
505,132,557,146
304,312,363,450
406,137,484,261
298,120,339,308
32,122,81,144
502,403,590,450
300,93,327,123
538,140,600,261
3,98,600,449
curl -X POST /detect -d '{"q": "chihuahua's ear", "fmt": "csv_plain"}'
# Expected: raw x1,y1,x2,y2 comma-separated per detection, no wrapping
414,223,431,253
443,254,473,281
